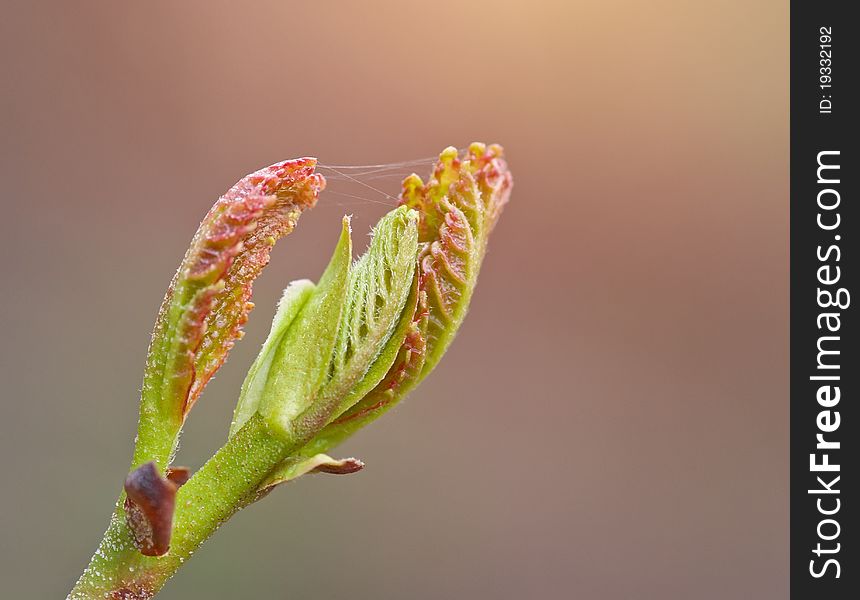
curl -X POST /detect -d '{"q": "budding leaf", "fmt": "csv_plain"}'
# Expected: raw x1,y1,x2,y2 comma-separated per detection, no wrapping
264,143,512,486
253,207,419,488
235,207,419,447
136,158,324,469
303,206,420,424
256,217,352,443
229,279,316,437
407,142,512,375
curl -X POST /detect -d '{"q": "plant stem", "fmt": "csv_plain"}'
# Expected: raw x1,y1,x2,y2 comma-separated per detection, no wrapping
68,415,290,600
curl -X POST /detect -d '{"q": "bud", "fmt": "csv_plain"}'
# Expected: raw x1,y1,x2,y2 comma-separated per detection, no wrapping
260,143,513,488
71,145,511,600
231,205,421,448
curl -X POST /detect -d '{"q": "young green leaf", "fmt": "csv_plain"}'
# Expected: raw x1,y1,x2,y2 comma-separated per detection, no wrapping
229,279,316,437
257,217,352,444
235,207,419,450
298,205,419,427
255,207,419,488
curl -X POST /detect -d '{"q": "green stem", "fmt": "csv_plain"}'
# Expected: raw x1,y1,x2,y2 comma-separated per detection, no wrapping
68,415,290,600
131,405,182,473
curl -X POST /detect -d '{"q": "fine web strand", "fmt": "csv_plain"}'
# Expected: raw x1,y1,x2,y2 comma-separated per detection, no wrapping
314,155,438,209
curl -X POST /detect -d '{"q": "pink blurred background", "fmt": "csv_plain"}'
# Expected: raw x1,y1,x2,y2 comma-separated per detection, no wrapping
0,1,787,598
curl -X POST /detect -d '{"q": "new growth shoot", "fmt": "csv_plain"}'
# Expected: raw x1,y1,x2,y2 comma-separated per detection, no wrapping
68,143,513,600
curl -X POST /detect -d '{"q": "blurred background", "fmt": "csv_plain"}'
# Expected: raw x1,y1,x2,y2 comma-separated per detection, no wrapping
0,1,787,598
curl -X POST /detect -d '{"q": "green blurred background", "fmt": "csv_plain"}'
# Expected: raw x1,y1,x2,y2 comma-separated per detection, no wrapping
0,1,787,598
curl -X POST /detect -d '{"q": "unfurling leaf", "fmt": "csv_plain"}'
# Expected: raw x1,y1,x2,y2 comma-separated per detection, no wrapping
267,143,512,483
135,158,324,469
254,217,352,443
298,205,420,431
247,206,419,489
230,280,317,437
233,207,420,449
406,142,512,375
